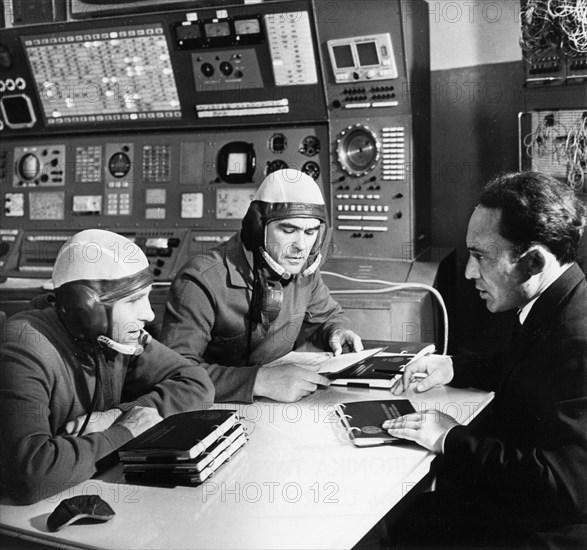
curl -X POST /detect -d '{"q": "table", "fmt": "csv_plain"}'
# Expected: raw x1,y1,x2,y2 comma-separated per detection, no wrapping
0,384,493,550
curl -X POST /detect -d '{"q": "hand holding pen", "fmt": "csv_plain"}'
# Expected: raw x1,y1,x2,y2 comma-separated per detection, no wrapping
391,345,454,395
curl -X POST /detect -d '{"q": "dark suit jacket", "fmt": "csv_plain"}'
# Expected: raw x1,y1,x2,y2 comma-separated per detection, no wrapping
441,263,587,547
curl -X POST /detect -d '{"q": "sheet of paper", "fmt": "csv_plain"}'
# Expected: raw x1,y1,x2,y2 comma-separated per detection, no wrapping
316,347,385,374
264,347,386,373
264,351,333,368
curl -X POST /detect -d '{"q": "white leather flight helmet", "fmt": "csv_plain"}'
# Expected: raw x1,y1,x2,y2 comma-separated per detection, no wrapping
53,229,153,355
241,168,327,279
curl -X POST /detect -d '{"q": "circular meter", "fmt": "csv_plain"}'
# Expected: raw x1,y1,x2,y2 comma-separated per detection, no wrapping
108,152,131,178
266,159,288,176
335,124,380,177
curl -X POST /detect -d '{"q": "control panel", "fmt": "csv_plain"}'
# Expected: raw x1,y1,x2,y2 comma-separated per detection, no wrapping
524,47,587,85
327,33,398,85
315,0,430,260
520,0,587,86
330,121,411,256
0,0,326,135
0,0,431,279
0,125,329,280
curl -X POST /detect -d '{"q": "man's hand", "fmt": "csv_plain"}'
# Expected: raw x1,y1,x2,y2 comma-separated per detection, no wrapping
329,329,364,356
392,354,454,395
382,409,460,453
116,406,163,438
65,408,123,436
254,364,330,402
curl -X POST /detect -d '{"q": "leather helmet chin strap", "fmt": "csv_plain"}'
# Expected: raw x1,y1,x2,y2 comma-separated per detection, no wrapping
259,247,322,280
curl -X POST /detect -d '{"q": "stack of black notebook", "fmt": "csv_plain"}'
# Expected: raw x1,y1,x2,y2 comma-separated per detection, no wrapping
119,409,247,486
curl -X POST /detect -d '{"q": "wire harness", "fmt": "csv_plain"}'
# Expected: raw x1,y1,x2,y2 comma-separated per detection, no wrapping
321,270,449,356
521,0,587,56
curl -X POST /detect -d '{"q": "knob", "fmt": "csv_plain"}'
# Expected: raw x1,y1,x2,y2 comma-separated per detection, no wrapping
201,63,214,77
219,61,233,76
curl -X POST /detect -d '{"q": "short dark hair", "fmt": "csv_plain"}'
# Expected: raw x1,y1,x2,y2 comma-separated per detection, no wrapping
479,171,586,263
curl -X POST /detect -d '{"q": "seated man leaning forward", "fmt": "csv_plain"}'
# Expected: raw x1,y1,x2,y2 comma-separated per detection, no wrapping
0,229,214,504
161,169,363,403
385,171,587,548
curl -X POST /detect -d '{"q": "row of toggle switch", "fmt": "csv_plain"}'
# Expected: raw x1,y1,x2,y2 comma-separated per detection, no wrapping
335,193,381,200
337,204,389,212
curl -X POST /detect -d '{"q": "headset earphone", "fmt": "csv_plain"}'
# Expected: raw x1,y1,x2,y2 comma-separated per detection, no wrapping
55,282,146,355
54,282,138,438
55,283,108,340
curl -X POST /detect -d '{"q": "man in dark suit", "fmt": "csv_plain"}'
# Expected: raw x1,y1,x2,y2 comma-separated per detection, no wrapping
385,171,587,548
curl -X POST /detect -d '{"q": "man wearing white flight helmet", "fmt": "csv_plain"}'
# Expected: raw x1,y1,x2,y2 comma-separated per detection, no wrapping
161,169,363,403
0,229,214,504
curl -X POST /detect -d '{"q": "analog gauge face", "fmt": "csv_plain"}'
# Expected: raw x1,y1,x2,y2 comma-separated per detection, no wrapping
266,159,288,176
302,161,320,180
204,22,230,37
176,24,201,41
299,135,320,157
336,126,380,176
108,152,131,178
235,19,261,35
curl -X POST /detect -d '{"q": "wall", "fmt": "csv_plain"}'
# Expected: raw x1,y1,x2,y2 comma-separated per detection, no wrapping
427,0,522,70
426,0,524,352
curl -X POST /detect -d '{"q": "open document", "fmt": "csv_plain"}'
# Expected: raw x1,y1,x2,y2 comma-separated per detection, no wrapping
264,348,386,374
264,342,436,389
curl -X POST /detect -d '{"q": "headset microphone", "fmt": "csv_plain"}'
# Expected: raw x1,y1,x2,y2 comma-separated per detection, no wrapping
97,330,151,356
259,248,322,280
260,248,291,280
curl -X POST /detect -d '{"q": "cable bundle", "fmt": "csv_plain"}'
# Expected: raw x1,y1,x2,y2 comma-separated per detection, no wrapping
565,114,587,190
521,0,587,55
548,0,587,54
523,113,568,161
524,111,587,191
520,0,561,57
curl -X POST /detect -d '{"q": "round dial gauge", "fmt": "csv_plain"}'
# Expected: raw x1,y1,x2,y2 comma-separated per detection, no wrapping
266,159,288,176
302,161,320,180
336,125,380,176
235,19,261,35
108,152,131,178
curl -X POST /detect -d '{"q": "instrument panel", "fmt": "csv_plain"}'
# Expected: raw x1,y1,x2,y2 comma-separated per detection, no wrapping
0,125,329,280
0,0,431,280
0,0,326,135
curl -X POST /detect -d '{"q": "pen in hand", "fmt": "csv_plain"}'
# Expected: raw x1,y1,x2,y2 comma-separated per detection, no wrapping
390,344,436,393
403,344,436,368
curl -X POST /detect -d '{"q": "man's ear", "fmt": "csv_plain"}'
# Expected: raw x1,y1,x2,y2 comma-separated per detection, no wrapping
519,247,547,277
